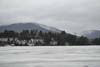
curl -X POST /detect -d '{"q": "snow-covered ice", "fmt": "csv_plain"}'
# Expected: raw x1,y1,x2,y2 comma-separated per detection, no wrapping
0,46,100,67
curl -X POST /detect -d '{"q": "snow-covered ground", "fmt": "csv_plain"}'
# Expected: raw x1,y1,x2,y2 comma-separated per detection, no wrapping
0,46,100,67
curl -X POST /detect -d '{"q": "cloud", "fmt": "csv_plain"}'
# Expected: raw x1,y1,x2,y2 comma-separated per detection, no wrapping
0,0,100,34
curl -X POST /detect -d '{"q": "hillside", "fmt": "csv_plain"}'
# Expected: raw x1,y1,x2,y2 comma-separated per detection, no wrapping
0,23,61,33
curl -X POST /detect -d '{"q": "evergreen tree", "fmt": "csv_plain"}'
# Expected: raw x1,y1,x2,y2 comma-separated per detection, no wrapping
76,36,90,45
92,38,100,45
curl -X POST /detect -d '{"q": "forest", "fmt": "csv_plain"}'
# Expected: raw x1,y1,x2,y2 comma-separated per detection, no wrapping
0,30,100,46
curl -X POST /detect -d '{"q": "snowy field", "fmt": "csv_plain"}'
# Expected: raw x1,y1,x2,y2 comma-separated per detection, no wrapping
0,46,100,67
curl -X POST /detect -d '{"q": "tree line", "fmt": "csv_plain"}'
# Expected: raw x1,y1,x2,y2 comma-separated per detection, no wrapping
0,30,100,46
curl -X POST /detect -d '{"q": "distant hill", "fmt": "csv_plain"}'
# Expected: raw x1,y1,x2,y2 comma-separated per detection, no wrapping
82,30,100,39
0,22,61,33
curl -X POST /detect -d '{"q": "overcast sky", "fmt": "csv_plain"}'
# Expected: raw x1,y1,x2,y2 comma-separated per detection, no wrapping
0,0,100,34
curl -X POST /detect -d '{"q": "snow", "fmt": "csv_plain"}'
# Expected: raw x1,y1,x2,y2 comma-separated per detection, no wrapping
0,46,100,67
39,24,60,32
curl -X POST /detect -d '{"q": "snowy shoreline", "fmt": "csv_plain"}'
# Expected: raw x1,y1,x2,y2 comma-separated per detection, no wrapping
0,46,100,67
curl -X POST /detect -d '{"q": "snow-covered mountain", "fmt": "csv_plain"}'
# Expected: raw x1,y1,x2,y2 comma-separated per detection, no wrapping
0,22,61,33
82,30,100,39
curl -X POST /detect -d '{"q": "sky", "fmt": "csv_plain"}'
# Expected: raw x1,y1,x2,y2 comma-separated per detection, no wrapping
0,0,100,35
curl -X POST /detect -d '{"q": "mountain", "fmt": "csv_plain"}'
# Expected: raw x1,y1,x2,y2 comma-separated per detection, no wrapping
0,22,61,33
82,30,100,39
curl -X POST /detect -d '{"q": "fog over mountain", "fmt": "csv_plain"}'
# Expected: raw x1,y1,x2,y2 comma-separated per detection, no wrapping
82,30,100,39
0,0,100,34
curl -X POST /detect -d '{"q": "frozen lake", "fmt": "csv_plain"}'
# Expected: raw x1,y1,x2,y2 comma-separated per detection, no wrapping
0,46,100,67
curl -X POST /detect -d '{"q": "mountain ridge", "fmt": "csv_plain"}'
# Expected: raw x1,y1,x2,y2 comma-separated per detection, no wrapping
82,30,100,39
0,22,61,33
